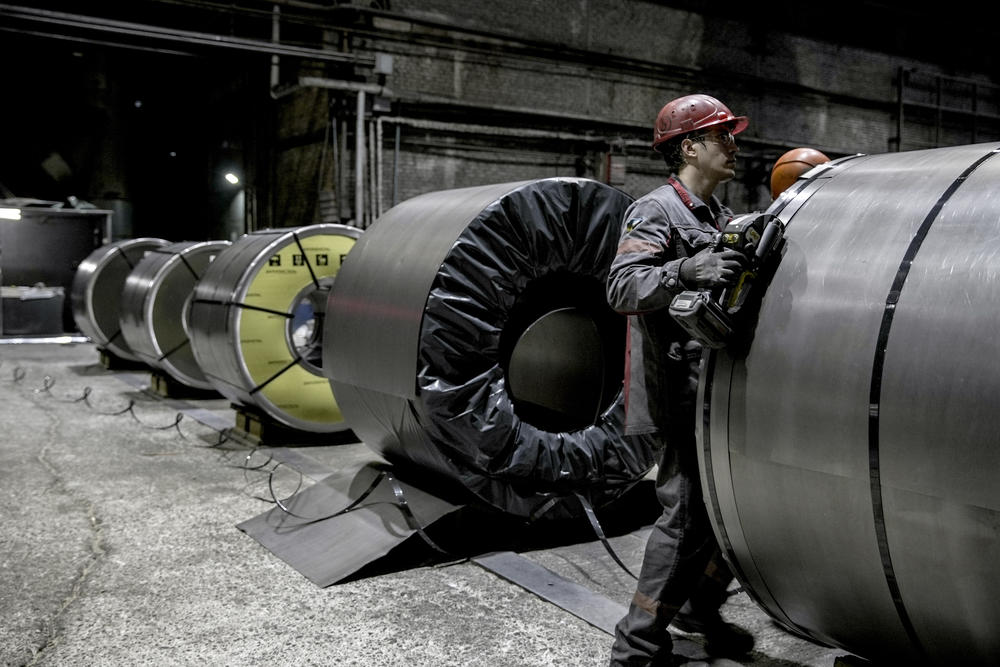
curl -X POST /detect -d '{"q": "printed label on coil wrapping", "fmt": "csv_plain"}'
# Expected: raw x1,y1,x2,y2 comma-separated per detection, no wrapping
238,234,356,424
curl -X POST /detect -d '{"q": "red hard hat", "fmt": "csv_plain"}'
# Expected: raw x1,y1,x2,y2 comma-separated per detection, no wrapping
652,94,749,152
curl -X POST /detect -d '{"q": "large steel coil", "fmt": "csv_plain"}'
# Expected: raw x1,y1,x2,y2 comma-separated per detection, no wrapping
118,240,232,389
188,224,361,432
70,237,170,361
324,177,657,518
700,142,1000,665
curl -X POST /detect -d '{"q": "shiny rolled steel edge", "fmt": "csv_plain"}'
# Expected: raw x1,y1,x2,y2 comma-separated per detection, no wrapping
119,240,232,389
70,237,170,361
188,224,361,432
699,143,1000,665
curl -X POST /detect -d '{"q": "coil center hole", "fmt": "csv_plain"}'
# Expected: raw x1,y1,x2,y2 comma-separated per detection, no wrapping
287,278,333,373
499,273,625,433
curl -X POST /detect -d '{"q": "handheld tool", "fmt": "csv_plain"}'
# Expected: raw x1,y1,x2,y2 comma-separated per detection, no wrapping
668,212,784,348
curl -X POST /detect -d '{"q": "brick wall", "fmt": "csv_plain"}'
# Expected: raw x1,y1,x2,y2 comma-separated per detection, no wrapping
268,1,1000,226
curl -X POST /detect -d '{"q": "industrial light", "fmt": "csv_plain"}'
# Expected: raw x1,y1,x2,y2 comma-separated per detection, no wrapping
0,208,21,220
224,172,240,185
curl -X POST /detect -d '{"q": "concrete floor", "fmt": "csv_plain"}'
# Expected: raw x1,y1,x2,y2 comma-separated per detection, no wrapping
0,342,854,667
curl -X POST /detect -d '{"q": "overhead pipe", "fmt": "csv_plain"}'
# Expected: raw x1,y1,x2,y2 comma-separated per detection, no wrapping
355,90,365,228
269,4,280,95
338,118,348,222
0,3,373,64
272,76,390,98
376,117,384,219
393,123,400,207
367,119,376,227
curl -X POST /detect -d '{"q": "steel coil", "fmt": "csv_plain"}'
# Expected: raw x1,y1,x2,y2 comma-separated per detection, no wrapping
700,142,1000,665
118,240,232,389
188,224,361,432
70,237,170,361
324,177,657,518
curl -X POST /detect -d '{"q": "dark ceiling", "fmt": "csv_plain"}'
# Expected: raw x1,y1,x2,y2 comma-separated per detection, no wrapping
0,0,996,238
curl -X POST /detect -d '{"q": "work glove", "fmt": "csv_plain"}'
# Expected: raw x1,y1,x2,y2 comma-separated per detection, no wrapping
679,246,748,287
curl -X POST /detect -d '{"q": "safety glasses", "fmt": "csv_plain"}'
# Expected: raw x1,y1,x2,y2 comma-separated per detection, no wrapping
689,129,736,147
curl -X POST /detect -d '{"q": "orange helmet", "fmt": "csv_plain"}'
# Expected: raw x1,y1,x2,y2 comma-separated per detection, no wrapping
652,94,749,152
769,147,831,199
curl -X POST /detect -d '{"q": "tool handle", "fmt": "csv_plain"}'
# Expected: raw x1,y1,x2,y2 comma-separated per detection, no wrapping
755,216,784,263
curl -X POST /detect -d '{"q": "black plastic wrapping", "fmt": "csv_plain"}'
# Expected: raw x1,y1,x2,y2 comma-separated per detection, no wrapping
326,177,657,517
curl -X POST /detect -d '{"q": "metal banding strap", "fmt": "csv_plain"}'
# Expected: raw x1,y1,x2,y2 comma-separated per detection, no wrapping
189,298,293,319
113,244,138,269
386,471,450,555
292,232,321,289
178,252,202,280
573,491,637,580
105,327,125,346
248,357,302,395
269,465,389,524
867,146,1000,657
111,369,235,432
156,337,191,362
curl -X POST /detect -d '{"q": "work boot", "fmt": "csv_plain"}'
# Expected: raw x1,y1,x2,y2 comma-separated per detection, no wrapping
671,611,754,658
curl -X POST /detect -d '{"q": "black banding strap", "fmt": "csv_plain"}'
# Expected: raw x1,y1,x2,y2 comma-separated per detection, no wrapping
527,496,561,523
179,252,201,280
269,464,451,555
190,295,298,395
573,491,638,580
113,244,138,269
386,471,450,555
292,231,321,289
248,356,301,395
868,146,999,657
270,465,388,524
157,337,191,362
190,298,293,318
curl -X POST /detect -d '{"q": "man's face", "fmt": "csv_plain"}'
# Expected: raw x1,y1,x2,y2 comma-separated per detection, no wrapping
686,125,739,182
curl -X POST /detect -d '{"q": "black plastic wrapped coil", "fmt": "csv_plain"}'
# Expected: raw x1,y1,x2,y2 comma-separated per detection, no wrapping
324,177,657,518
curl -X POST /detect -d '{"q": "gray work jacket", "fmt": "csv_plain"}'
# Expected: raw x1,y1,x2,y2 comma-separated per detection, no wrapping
606,177,734,436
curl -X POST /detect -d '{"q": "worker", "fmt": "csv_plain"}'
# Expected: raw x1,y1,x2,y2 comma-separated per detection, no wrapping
606,93,755,666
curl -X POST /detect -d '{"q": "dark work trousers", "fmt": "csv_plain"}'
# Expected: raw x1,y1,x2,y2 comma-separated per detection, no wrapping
608,432,734,666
